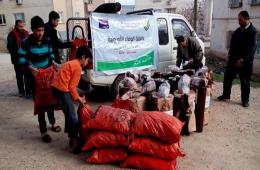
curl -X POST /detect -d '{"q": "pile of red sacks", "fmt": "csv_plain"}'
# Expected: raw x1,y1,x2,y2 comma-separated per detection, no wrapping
78,105,184,170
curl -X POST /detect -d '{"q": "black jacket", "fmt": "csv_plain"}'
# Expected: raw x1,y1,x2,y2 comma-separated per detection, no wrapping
228,23,257,64
176,37,203,69
44,22,71,63
7,29,28,64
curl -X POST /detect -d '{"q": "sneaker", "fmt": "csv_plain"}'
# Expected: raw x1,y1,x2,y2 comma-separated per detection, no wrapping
217,95,230,101
41,133,52,143
242,102,249,108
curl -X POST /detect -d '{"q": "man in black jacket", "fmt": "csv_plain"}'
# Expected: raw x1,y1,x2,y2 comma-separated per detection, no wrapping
218,11,257,107
7,20,29,96
44,11,71,64
176,36,203,71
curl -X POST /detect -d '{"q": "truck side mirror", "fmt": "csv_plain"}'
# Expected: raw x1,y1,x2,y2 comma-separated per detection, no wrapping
191,31,196,37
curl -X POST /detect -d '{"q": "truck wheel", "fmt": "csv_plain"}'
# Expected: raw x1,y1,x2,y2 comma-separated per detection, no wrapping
111,74,125,98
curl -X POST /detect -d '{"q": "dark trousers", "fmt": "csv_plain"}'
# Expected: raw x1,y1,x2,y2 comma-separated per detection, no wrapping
223,61,253,103
13,63,25,94
52,87,79,138
24,68,33,96
38,110,56,134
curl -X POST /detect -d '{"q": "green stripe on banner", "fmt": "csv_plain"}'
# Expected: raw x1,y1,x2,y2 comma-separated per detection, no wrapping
97,51,154,71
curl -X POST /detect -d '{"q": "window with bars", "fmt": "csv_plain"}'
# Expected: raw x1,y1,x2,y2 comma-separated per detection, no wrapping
0,14,6,25
14,13,25,23
228,0,242,8
58,11,64,23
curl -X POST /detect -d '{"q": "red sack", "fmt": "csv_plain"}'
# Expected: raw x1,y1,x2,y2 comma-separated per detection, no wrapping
87,105,136,135
77,104,94,142
133,111,183,143
69,38,88,61
112,95,130,110
34,65,58,107
87,148,128,164
121,155,176,170
82,131,128,151
129,138,185,160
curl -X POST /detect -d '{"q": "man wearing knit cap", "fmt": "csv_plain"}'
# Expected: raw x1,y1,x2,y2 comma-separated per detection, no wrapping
17,16,61,143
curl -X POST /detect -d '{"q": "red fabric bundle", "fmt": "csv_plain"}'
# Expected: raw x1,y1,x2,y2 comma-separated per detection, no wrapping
129,138,184,160
87,148,128,164
34,65,58,107
77,104,94,142
69,38,88,61
82,131,129,151
87,105,136,135
121,155,176,170
133,111,183,143
112,95,130,110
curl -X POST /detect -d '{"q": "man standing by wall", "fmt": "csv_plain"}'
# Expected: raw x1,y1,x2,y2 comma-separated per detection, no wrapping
218,11,257,107
7,20,29,97
44,11,71,64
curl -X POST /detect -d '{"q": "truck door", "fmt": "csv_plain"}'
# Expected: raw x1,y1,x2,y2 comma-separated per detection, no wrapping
156,18,172,72
170,18,192,67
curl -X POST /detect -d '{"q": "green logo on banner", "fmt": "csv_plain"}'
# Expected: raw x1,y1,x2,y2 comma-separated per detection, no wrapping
97,51,154,71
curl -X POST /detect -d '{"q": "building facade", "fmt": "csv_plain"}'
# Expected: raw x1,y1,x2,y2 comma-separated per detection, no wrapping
210,0,260,78
0,0,85,51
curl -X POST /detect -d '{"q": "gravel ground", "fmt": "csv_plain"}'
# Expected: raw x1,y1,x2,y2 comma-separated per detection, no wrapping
0,53,259,170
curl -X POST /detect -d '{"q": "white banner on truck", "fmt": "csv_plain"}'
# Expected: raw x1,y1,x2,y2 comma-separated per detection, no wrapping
90,12,159,76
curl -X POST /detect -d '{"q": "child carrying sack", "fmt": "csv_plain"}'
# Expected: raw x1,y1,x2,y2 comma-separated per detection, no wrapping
34,65,58,108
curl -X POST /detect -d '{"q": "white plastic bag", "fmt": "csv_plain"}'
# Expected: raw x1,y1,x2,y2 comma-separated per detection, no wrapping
120,77,138,90
142,80,156,93
168,65,180,72
195,66,209,78
139,71,152,84
178,74,191,94
156,81,171,98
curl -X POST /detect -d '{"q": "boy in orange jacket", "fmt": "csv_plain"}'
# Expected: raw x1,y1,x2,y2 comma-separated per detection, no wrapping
51,45,92,153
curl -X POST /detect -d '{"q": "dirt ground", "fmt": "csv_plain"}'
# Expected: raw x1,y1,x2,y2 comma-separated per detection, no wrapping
0,53,259,170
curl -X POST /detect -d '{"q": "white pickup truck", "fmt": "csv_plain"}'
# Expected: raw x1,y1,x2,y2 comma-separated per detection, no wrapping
69,9,205,95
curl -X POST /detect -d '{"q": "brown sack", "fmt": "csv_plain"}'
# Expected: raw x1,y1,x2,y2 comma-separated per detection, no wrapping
173,90,196,134
153,94,174,112
146,94,174,112
128,96,146,113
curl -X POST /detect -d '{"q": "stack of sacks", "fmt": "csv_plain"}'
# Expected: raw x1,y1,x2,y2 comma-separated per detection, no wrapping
82,105,136,164
122,111,184,170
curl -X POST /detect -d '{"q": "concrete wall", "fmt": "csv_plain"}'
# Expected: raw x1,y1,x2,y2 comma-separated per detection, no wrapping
211,0,260,79
0,0,53,51
53,0,85,33
0,0,86,50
